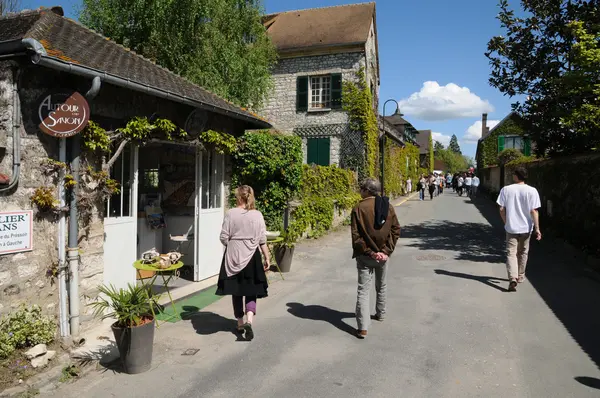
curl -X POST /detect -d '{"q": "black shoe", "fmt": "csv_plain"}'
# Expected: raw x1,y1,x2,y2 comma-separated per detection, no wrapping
372,314,385,322
243,322,254,341
508,281,517,292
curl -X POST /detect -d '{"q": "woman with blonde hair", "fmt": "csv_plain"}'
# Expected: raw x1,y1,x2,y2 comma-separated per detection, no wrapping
216,185,270,341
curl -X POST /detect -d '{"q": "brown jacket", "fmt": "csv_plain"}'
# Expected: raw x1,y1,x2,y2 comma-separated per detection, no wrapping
351,197,401,258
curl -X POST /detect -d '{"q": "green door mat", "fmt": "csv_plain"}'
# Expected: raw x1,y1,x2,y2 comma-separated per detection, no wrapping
156,288,223,323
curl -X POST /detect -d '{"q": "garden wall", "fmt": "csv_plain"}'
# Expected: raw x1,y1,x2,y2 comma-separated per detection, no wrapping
504,153,600,256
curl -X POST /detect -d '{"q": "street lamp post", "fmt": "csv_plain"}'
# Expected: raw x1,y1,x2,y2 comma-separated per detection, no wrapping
381,99,399,196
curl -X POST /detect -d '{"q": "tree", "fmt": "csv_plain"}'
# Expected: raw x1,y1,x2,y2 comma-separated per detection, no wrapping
435,148,468,173
1,0,20,15
448,134,461,154
486,0,600,156
80,0,276,109
434,140,445,153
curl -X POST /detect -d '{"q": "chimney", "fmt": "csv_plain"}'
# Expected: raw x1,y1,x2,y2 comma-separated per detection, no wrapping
481,113,488,138
50,6,64,16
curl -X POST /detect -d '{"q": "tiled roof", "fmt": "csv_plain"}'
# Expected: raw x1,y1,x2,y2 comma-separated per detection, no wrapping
0,7,269,128
416,130,432,154
264,2,375,52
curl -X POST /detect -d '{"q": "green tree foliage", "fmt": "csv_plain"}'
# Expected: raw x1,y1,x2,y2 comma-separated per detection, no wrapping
434,140,445,152
448,134,461,154
80,0,277,109
486,0,600,155
435,148,468,173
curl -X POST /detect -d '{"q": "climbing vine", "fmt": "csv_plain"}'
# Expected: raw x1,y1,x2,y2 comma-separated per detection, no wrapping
283,165,361,246
383,141,420,197
232,130,303,231
343,68,379,179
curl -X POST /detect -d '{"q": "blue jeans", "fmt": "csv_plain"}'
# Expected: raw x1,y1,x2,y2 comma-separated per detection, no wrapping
419,189,425,200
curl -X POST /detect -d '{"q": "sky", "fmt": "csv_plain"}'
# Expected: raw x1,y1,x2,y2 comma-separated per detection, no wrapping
22,0,520,158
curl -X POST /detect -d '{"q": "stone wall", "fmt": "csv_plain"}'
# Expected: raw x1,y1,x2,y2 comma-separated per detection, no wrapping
364,20,379,107
479,166,502,195
0,60,247,331
261,51,364,132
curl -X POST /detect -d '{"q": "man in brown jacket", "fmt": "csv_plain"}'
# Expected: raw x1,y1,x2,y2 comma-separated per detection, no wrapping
351,178,401,339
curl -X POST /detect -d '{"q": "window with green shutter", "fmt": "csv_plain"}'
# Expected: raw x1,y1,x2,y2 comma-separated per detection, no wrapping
307,138,331,166
498,135,505,153
297,76,308,111
523,136,532,156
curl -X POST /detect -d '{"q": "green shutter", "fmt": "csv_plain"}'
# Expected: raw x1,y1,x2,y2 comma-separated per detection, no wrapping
523,137,531,156
297,76,308,111
498,136,505,153
307,138,318,164
331,74,343,109
318,137,330,166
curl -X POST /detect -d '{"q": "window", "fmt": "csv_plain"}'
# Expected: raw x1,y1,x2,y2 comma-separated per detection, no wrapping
310,76,331,109
504,136,523,150
307,138,330,166
296,74,342,111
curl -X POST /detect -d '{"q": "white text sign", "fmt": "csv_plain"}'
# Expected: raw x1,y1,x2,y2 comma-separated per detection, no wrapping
0,211,33,255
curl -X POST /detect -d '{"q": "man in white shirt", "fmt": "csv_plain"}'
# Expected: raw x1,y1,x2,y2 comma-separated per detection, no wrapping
496,167,542,292
465,174,473,197
471,175,480,197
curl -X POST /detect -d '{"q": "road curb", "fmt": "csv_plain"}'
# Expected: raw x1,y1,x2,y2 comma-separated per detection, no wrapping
392,192,418,207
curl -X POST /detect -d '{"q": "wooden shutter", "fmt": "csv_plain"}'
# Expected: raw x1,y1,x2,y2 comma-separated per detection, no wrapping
318,137,331,166
297,76,309,112
331,74,343,109
523,136,531,156
498,136,505,153
307,138,319,164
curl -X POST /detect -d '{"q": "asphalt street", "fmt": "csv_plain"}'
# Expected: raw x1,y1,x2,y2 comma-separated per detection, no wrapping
48,192,600,398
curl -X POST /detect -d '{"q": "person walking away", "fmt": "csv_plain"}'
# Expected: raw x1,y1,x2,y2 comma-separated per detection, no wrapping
446,173,453,190
457,174,464,196
472,175,480,198
419,174,427,201
465,173,473,197
217,185,271,340
428,174,436,200
351,178,401,339
406,177,412,196
496,167,542,292
439,175,444,194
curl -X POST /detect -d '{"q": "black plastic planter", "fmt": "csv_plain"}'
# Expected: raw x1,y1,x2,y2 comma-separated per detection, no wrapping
112,318,155,374
275,246,295,273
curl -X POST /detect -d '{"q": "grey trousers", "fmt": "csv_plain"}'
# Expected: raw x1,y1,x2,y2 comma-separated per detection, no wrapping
355,255,388,331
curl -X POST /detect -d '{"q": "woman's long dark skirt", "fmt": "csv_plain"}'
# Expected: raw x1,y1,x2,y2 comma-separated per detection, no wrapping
216,249,268,298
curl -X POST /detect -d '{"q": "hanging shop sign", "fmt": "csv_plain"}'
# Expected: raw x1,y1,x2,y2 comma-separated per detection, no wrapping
37,91,90,138
0,211,33,255
184,108,208,139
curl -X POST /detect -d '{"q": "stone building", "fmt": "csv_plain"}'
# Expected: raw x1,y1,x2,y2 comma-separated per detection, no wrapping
0,7,269,336
262,2,380,167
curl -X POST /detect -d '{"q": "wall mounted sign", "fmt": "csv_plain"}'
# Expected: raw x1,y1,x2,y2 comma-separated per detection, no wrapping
0,211,33,255
184,109,208,139
38,91,90,138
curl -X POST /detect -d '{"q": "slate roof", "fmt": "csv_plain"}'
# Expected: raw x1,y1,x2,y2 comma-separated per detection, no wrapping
0,7,269,128
416,130,432,155
264,2,376,52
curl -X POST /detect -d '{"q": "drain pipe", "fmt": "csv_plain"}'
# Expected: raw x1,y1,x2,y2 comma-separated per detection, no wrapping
58,139,69,337
0,69,22,193
68,76,102,337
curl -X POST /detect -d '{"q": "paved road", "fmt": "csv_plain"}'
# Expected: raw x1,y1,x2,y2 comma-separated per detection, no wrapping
49,193,600,397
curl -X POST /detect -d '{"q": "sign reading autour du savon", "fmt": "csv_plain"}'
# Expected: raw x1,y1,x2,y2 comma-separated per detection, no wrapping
38,91,90,138
0,211,33,255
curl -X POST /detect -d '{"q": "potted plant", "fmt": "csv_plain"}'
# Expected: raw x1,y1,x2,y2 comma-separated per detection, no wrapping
89,284,158,374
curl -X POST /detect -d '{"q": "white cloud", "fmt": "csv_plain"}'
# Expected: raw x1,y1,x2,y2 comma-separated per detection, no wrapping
464,119,500,143
399,81,494,121
432,132,451,147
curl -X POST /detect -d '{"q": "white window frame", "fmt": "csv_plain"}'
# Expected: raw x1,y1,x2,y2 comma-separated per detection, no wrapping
504,135,524,151
309,75,332,110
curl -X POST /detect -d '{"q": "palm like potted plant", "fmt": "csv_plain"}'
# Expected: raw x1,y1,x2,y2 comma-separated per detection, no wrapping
89,284,158,374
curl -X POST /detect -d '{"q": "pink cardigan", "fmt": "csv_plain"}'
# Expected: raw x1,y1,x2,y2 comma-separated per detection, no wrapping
219,208,267,277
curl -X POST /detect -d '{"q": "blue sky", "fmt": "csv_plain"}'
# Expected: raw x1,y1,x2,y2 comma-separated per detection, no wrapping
23,0,518,158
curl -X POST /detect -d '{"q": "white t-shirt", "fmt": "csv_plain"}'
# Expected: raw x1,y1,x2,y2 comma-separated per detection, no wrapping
457,177,464,187
465,177,473,186
472,177,480,187
496,183,541,234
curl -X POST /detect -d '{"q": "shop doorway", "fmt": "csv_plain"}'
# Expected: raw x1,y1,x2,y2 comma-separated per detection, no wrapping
103,145,139,290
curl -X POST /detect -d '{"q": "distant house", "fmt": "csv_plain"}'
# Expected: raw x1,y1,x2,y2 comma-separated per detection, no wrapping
476,112,532,169
261,2,379,167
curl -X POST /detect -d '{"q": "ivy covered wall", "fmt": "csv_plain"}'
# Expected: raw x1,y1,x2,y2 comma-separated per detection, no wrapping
384,141,420,197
